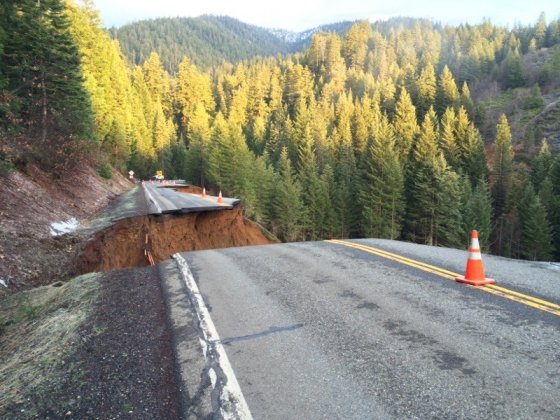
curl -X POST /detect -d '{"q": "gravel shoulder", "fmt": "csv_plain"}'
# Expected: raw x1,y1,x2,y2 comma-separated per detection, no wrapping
0,266,180,419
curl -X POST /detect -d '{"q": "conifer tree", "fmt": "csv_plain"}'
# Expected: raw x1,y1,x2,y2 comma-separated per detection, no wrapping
393,87,419,163
439,107,459,168
4,0,93,168
502,50,526,89
518,184,553,260
269,148,304,242
546,155,560,259
359,126,404,239
492,114,514,254
405,108,462,247
416,63,437,119
462,178,493,251
436,65,459,115
343,21,372,72
531,138,552,191
207,112,233,191
334,144,359,238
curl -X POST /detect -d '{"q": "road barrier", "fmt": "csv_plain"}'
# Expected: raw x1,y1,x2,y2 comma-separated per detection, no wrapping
455,230,495,286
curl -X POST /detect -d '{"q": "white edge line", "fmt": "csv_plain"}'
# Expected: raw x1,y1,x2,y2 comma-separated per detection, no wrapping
143,184,162,214
174,253,253,420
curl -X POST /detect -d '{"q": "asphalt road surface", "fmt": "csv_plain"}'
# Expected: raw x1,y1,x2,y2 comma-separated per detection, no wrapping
164,239,560,419
142,182,240,214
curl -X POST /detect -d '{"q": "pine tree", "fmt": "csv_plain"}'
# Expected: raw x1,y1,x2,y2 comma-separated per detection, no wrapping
416,63,437,119
491,114,515,255
405,108,462,247
462,178,493,251
547,155,560,259
492,114,514,215
458,119,488,186
531,138,552,191
269,148,304,242
207,112,233,191
4,0,93,168
359,129,404,239
439,107,458,168
393,87,419,163
334,144,359,238
185,104,211,186
436,65,459,115
518,184,553,260
534,12,547,48
343,21,372,72
502,51,526,89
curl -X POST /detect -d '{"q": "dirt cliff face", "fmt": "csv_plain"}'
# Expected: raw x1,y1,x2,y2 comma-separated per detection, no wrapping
77,207,275,273
0,164,132,294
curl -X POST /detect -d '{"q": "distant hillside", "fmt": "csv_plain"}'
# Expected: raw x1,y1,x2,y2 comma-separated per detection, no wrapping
110,16,356,72
109,16,286,72
473,46,560,151
110,16,291,71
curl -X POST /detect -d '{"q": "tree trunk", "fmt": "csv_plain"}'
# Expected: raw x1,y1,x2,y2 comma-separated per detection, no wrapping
41,70,48,144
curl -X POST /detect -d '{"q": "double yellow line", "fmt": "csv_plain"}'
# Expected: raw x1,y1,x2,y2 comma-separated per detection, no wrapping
326,239,560,317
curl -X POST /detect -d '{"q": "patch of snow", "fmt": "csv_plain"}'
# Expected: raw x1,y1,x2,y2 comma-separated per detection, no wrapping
50,218,79,236
0,278,7,288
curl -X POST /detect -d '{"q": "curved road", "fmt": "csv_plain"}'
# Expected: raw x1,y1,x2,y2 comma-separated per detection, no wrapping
142,182,239,214
162,239,560,419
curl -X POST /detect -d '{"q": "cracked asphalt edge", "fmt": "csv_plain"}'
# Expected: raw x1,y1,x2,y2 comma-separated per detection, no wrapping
159,259,214,419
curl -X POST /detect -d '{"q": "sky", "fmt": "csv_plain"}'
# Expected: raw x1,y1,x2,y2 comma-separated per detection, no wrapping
92,0,559,31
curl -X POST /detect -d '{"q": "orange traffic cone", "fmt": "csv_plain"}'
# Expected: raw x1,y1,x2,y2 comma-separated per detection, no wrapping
201,187,207,198
217,190,223,204
455,230,494,286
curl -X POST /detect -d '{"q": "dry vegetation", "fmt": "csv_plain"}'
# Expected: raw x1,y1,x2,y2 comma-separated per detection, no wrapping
0,274,101,415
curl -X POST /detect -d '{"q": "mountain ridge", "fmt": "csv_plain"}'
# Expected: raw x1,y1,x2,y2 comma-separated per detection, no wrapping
110,15,356,72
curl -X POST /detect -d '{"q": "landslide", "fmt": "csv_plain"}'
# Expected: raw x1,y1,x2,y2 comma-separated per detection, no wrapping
77,206,276,273
0,164,131,295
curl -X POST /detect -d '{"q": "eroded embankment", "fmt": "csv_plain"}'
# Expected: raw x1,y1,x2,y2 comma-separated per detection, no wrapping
77,207,275,273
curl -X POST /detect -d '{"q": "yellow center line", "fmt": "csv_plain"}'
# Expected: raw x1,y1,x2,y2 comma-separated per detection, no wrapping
326,239,560,317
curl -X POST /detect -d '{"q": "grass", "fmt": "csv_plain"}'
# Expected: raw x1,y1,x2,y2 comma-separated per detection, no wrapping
0,273,101,414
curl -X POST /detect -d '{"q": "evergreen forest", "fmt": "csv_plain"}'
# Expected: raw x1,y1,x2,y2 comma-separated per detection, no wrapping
2,0,560,261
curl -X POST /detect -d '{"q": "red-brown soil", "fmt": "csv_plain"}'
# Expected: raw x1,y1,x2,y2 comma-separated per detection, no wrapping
0,164,131,295
77,206,275,273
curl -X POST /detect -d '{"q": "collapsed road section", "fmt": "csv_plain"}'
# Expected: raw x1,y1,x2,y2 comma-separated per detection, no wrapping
77,182,276,274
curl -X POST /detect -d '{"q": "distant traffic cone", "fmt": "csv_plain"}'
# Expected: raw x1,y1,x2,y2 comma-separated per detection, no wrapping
201,187,207,198
455,230,494,286
217,190,223,203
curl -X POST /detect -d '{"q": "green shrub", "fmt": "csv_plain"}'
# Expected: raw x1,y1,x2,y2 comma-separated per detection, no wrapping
0,152,14,177
97,162,112,180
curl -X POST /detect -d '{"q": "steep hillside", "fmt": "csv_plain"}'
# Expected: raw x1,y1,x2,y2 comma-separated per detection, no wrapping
473,46,560,150
111,15,293,72
111,15,357,72
0,164,131,296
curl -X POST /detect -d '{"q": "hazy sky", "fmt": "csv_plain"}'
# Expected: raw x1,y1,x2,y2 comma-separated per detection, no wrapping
92,0,559,31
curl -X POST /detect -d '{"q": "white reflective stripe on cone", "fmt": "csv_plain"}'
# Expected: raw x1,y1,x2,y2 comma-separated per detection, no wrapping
468,251,482,260
471,237,480,250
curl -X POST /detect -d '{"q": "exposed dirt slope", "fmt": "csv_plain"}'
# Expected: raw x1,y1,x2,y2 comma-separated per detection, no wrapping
78,206,275,273
0,164,131,295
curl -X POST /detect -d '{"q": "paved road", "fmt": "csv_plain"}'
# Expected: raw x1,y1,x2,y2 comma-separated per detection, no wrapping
142,182,240,214
163,239,560,419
